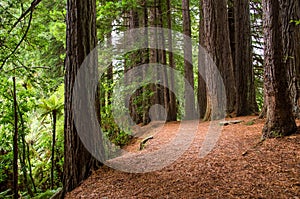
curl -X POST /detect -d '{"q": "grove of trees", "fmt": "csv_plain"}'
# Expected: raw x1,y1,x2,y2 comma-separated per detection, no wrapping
0,0,299,198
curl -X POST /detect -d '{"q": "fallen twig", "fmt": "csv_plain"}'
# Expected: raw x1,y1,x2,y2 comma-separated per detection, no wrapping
139,136,154,150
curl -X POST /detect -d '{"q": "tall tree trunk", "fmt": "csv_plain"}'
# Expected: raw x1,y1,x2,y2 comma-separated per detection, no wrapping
141,0,151,125
228,0,235,69
234,0,258,116
182,0,196,119
198,0,207,119
128,9,143,123
62,0,99,196
262,0,296,138
51,110,57,189
166,0,177,121
202,0,236,118
106,26,113,107
149,0,160,121
280,0,300,118
17,105,33,196
13,76,19,199
157,0,169,121
26,143,36,192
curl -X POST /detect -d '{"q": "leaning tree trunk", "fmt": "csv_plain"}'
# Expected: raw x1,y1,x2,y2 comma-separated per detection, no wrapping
202,0,236,119
234,0,258,116
62,0,99,197
262,0,296,138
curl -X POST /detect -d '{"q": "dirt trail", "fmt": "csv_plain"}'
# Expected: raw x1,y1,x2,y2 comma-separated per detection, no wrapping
66,116,300,198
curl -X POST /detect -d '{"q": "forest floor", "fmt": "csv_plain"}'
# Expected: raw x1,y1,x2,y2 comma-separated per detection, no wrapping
65,116,300,198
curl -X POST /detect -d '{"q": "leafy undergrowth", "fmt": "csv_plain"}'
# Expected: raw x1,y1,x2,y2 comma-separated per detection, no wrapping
66,116,300,198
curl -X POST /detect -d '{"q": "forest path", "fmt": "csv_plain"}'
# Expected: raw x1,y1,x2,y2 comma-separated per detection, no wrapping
66,116,300,198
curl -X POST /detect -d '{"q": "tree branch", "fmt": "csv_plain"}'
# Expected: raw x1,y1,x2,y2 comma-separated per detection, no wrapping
8,0,42,34
0,10,33,71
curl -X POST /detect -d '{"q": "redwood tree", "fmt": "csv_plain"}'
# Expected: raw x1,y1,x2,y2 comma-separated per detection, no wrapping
262,0,296,138
198,0,207,119
166,0,177,121
280,0,300,118
202,0,236,119
234,0,258,116
62,0,99,196
182,0,196,119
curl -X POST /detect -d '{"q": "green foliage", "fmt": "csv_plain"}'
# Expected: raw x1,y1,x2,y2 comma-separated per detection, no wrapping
0,189,12,198
0,0,276,197
0,0,65,197
245,120,255,126
38,85,64,119
250,0,264,111
290,19,300,26
32,188,61,199
101,105,133,147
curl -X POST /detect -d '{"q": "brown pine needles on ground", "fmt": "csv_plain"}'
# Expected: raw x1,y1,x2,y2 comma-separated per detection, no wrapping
65,116,300,198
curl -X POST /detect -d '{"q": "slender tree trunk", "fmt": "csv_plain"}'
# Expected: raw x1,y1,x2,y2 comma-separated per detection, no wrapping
51,110,57,189
26,143,36,192
182,0,196,119
62,0,99,197
166,0,177,121
234,0,258,116
262,0,296,138
140,0,151,125
17,105,33,196
106,26,113,107
13,76,19,199
157,0,169,121
198,0,207,119
228,0,235,70
149,0,160,121
128,9,143,124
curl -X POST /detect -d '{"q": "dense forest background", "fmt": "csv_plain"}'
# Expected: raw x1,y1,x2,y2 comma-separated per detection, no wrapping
0,0,299,198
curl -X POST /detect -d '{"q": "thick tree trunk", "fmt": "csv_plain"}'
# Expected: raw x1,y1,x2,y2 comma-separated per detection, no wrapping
234,0,258,116
262,0,297,138
62,0,99,196
182,0,196,119
280,0,300,118
202,0,236,118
